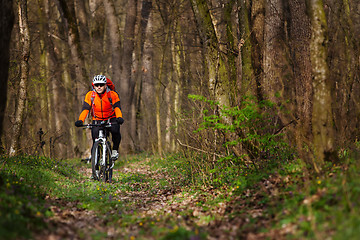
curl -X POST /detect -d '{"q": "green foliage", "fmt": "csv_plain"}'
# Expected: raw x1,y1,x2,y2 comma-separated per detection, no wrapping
184,95,294,188
263,154,360,239
3,151,360,239
0,155,77,239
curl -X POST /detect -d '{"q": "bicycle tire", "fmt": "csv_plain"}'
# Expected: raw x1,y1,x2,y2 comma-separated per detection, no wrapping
91,141,102,180
100,164,107,182
99,142,112,183
106,142,113,183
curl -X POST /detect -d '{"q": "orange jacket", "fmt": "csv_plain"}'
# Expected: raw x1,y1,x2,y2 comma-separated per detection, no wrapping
78,90,123,121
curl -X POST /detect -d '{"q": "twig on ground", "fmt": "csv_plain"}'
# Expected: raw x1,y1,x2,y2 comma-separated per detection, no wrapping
176,139,225,158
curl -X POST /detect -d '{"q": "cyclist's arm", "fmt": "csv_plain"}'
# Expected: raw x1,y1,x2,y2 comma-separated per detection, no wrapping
78,92,92,122
111,91,123,118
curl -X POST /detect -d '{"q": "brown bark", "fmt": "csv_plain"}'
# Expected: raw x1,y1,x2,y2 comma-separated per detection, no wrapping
57,0,88,103
190,0,229,108
263,0,292,104
250,0,265,101
74,0,90,73
238,0,256,97
74,0,89,42
0,0,14,153
120,0,137,151
171,26,182,152
104,0,122,85
140,6,154,151
327,0,360,146
42,0,69,158
287,0,313,158
57,0,89,156
9,0,30,156
308,0,337,169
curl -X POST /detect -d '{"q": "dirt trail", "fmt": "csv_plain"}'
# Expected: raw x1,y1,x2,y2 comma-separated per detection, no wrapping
33,159,280,240
33,161,177,240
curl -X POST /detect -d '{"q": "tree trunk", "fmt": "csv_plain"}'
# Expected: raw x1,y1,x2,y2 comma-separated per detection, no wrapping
263,0,292,109
165,76,172,151
120,0,137,151
308,0,337,170
140,6,154,151
127,0,152,152
9,0,30,156
238,0,256,97
74,0,90,74
0,0,14,153
42,0,69,158
190,0,230,108
57,0,89,156
250,0,265,101
155,27,171,156
57,0,88,104
60,38,80,157
74,0,89,42
327,0,360,147
37,0,54,157
171,29,182,152
104,0,122,84
287,0,313,160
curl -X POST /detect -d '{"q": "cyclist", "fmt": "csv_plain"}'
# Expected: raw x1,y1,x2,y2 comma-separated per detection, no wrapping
75,75,124,160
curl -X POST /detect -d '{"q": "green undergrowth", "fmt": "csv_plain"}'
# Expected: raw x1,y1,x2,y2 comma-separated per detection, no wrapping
2,151,360,239
153,150,360,239
0,155,78,239
0,153,205,239
269,156,360,239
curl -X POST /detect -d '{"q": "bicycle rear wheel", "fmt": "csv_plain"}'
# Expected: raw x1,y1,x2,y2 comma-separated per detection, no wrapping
91,142,102,180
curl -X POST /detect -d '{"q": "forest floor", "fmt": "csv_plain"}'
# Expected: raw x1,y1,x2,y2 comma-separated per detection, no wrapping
2,153,359,239
31,157,285,240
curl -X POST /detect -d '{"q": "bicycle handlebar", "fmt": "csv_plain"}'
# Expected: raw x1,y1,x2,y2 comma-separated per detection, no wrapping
77,121,115,128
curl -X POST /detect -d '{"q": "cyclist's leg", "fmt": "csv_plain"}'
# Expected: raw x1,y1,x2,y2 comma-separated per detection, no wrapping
90,120,101,152
91,121,100,141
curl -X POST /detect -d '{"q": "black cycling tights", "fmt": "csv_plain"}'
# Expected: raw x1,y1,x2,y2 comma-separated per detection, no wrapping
91,118,121,151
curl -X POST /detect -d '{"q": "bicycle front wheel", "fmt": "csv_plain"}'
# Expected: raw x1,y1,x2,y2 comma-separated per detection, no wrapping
100,142,112,183
91,141,103,180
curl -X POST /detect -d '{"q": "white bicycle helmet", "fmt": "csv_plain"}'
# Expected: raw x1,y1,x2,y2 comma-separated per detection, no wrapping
93,75,107,84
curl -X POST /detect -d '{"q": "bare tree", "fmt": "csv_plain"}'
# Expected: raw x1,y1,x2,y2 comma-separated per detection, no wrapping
57,0,89,156
308,0,337,170
250,0,265,101
0,0,14,153
190,0,230,107
120,0,137,151
287,0,313,159
263,0,293,124
139,3,154,151
104,0,122,84
237,0,256,97
57,0,88,104
9,0,30,156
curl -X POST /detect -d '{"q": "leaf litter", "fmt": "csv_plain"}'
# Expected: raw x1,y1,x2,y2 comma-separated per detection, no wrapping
33,158,293,240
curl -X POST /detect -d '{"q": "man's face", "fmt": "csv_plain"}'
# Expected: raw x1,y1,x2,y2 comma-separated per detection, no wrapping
94,83,106,94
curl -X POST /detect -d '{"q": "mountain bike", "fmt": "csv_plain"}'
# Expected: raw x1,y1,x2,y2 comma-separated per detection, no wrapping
78,121,115,183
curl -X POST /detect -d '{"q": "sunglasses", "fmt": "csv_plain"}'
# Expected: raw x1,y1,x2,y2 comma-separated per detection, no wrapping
94,83,105,87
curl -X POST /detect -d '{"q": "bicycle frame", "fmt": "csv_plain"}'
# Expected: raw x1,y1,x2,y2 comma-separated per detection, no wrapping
97,128,107,167
80,120,115,182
